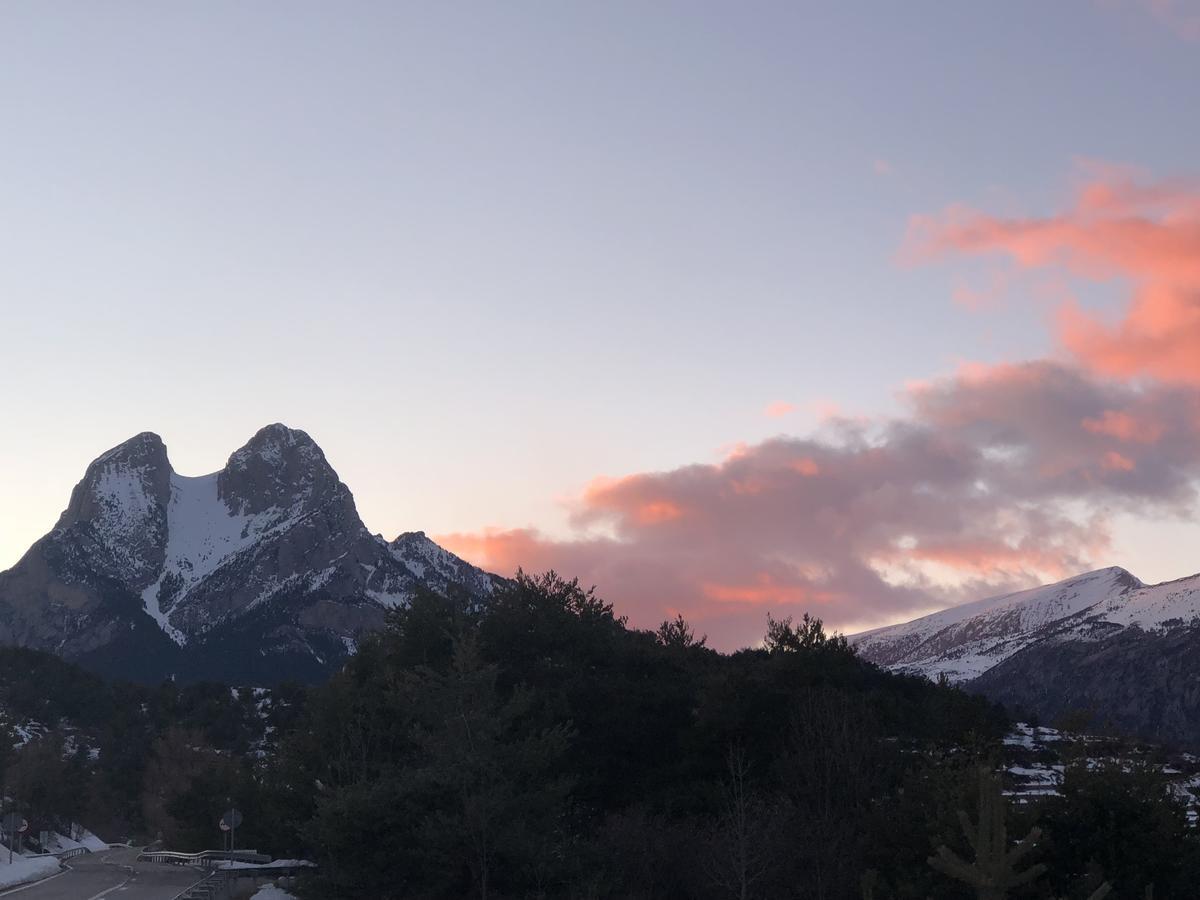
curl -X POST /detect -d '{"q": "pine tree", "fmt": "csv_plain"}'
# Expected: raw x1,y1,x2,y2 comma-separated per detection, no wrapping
655,613,707,649
928,766,1046,900
407,633,575,900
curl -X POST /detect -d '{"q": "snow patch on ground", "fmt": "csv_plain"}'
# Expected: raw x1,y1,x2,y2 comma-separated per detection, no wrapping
1000,721,1200,818
77,830,108,852
11,722,45,749
0,851,60,889
39,829,105,853
1003,722,1070,749
250,884,299,899
46,827,108,853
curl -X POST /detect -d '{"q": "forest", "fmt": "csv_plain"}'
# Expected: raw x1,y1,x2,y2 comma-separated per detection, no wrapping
1,572,1197,899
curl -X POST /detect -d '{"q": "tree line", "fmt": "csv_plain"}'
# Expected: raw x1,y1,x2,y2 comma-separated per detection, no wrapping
2,573,1199,897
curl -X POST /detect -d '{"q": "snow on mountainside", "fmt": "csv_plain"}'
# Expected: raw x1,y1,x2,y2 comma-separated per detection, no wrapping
1086,573,1200,629
856,566,1200,746
141,471,285,645
0,424,499,683
852,566,1200,682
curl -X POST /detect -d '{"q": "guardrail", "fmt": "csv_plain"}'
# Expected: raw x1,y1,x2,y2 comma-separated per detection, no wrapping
171,869,229,900
137,849,271,866
25,845,92,861
142,849,314,897
166,861,312,899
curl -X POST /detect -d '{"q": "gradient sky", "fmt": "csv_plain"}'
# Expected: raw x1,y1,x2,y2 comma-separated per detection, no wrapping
4,1,1200,648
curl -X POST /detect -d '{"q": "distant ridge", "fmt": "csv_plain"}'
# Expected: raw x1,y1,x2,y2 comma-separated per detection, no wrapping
854,566,1200,745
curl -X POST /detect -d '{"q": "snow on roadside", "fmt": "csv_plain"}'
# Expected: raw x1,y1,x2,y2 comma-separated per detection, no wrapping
250,884,298,900
43,827,108,853
219,859,314,870
0,853,60,889
76,829,108,852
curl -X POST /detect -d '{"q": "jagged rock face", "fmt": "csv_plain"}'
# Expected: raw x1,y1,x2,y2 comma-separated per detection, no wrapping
55,432,173,590
0,425,497,683
218,424,344,516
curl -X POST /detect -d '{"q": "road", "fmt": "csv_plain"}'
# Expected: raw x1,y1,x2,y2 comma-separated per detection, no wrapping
0,848,206,900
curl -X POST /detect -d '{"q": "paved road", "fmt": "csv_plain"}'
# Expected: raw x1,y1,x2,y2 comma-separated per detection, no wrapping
0,848,205,900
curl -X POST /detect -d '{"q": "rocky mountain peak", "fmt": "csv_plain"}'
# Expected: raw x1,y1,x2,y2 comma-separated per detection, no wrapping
0,425,497,684
95,430,170,466
52,430,174,587
218,423,341,516
76,432,173,510
1103,565,1144,591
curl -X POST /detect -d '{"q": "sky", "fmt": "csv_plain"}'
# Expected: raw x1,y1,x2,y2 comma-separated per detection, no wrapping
3,1,1200,649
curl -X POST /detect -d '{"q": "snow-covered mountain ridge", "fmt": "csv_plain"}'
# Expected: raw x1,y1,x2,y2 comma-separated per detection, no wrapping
853,565,1200,682
0,424,497,683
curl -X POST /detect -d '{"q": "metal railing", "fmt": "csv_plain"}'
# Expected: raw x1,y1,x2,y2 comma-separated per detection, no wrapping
24,845,92,861
166,863,311,899
171,869,229,900
142,848,314,897
137,849,271,866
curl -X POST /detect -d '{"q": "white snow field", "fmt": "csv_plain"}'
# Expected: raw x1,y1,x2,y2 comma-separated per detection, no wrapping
250,883,298,899
0,849,60,890
853,566,1200,682
140,472,302,645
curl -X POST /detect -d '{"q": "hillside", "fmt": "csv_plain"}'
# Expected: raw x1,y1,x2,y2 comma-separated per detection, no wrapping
854,566,1200,745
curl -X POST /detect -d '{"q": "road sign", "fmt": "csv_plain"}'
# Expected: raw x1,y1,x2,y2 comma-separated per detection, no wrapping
2,815,27,865
220,807,243,851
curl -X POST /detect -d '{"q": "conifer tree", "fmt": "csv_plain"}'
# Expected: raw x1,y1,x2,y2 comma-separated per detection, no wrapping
928,767,1046,900
407,633,575,899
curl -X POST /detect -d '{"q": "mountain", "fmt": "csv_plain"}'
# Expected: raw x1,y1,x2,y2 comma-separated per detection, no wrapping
0,424,497,683
854,566,1200,745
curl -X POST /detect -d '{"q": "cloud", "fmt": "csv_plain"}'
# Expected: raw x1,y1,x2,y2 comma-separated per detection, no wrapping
438,164,1200,651
441,361,1200,649
764,401,796,418
1081,409,1165,444
907,165,1200,383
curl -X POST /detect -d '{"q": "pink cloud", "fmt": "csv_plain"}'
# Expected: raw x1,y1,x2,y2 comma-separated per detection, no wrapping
764,401,796,418
441,362,1200,649
1081,409,1165,443
440,165,1200,650
908,165,1200,384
